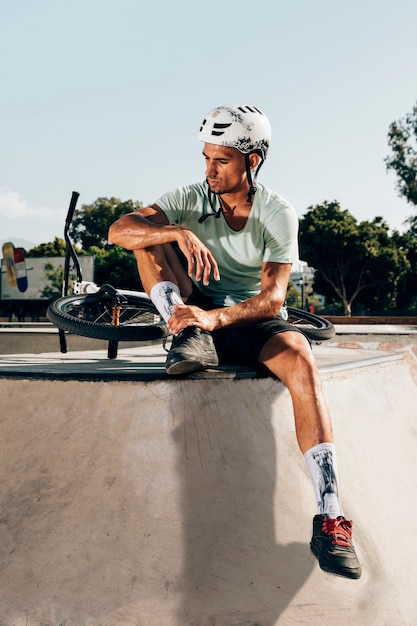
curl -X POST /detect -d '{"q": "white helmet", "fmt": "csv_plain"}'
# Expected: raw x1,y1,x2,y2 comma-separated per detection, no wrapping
197,104,271,160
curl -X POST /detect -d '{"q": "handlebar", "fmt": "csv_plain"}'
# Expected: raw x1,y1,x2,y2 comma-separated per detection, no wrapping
65,191,80,230
63,191,82,296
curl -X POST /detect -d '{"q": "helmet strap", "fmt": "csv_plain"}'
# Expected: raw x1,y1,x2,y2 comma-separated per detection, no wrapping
199,182,222,223
245,154,264,203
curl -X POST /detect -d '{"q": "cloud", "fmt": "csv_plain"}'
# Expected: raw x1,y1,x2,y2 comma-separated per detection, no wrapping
0,186,62,219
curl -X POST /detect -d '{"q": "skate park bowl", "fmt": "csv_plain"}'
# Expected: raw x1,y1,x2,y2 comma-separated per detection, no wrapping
0,327,416,625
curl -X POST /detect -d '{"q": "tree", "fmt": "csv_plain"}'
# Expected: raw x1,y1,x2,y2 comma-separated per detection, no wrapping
25,198,144,290
89,245,141,290
285,281,302,307
286,278,323,311
386,102,417,231
391,229,417,312
40,262,64,300
27,237,67,257
70,197,142,249
69,196,144,287
299,201,409,315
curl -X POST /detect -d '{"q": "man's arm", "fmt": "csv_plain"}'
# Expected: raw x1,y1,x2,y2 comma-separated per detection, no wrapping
108,204,220,284
168,262,292,334
109,204,175,249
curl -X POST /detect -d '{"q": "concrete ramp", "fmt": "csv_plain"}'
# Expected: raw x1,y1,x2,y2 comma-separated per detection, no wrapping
1,350,417,625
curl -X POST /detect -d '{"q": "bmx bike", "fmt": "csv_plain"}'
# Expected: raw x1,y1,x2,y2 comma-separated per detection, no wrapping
47,192,335,360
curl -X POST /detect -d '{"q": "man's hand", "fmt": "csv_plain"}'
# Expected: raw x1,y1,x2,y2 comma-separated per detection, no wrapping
176,230,220,286
168,304,220,334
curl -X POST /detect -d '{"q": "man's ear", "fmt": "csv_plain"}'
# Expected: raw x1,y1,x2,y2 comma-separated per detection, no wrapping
248,152,261,171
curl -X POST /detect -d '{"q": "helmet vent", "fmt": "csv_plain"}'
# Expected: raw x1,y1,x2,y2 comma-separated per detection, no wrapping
212,122,232,136
237,105,263,115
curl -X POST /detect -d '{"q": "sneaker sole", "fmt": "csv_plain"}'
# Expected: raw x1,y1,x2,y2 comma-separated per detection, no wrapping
310,542,362,579
166,359,216,376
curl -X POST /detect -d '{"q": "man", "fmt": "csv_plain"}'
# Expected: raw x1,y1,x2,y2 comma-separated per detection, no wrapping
108,104,362,579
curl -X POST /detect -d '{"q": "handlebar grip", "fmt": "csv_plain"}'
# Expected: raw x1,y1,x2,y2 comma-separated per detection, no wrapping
65,191,80,227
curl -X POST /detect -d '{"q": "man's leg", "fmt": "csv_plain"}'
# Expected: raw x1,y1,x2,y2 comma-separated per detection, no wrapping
134,245,193,302
134,245,218,374
259,331,361,579
259,331,332,453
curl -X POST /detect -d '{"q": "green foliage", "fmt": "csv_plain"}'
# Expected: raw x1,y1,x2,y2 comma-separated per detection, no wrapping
70,197,142,249
26,198,144,293
89,245,141,290
299,201,410,315
386,102,417,206
286,280,323,312
391,229,417,311
40,262,64,299
27,237,68,257
285,281,302,307
72,197,144,287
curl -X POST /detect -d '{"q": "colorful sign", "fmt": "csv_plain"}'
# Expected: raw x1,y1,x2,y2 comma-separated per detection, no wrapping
1,253,95,301
2,242,17,288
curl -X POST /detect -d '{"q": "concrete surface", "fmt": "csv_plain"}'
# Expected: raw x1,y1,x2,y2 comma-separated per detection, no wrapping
2,322,417,356
329,326,417,387
0,338,417,625
0,341,403,380
0,324,147,355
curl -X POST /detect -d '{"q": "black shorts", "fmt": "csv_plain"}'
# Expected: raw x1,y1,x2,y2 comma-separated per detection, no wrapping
187,285,307,367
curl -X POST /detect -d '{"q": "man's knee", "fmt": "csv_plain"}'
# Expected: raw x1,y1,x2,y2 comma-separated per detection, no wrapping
260,330,310,361
259,331,317,382
134,244,169,263
134,244,192,298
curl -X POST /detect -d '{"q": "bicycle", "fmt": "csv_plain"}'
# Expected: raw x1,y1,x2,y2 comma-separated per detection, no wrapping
47,192,335,360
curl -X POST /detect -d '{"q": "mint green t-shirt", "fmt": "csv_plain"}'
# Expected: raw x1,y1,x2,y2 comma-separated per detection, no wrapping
155,180,299,307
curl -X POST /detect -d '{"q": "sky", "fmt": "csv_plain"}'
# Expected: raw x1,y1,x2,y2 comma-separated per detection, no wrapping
1,0,417,248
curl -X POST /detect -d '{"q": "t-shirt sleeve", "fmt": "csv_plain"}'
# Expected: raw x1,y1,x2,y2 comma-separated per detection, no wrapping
154,188,182,224
262,204,299,264
154,185,202,225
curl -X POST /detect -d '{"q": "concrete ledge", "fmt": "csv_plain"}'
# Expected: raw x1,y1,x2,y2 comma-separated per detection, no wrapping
326,315,417,325
0,343,403,381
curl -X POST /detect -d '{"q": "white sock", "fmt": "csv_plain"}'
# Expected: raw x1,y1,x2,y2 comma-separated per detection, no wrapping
150,281,183,323
304,442,344,518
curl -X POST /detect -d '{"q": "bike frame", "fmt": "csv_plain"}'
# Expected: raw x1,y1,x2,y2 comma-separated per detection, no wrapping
63,191,82,296
58,192,81,352
58,191,153,358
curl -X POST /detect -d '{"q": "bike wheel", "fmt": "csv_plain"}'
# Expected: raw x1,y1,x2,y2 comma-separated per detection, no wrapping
286,307,335,341
47,293,168,341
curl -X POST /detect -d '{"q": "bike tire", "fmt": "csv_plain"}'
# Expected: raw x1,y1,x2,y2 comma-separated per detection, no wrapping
47,293,168,342
286,307,335,341
47,295,334,344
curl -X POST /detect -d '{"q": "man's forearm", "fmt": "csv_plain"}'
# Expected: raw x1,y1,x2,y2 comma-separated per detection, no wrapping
201,289,284,333
108,213,181,250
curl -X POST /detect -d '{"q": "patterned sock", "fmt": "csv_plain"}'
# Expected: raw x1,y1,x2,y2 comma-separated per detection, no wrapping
304,442,344,518
150,281,183,323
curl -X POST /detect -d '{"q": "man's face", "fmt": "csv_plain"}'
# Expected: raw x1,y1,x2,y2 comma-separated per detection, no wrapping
203,143,248,196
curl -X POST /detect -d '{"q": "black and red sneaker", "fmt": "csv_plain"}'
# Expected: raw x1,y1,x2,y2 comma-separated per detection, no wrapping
310,515,362,579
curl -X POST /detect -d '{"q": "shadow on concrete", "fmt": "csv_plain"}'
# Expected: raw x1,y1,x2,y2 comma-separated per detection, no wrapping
171,379,314,625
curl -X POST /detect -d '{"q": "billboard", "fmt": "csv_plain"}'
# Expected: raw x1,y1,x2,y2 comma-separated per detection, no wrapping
1,253,95,301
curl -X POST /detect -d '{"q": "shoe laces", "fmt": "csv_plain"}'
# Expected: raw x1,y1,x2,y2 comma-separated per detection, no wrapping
322,517,353,547
170,326,198,347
